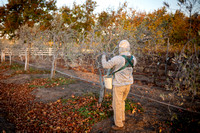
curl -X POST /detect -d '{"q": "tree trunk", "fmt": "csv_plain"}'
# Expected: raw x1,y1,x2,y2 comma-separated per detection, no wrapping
24,44,31,71
1,50,5,63
165,38,169,75
9,53,12,65
98,73,105,103
188,11,192,40
24,48,29,71
98,67,104,103
50,54,57,79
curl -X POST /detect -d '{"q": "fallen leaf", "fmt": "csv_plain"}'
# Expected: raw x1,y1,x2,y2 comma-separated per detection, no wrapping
132,109,136,114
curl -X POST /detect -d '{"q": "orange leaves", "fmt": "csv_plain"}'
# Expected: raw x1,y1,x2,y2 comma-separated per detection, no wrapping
0,63,144,132
1,81,143,132
1,79,109,132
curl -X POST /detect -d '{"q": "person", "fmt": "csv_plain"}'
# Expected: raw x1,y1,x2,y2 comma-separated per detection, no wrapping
101,40,137,130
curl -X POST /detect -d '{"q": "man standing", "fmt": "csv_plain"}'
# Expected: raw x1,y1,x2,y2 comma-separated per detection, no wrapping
102,40,137,130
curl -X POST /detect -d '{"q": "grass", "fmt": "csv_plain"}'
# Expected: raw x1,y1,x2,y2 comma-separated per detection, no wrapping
0,62,76,88
8,62,50,74
10,63,24,70
29,77,76,88
0,61,144,132
61,93,144,127
49,77,76,85
125,98,144,113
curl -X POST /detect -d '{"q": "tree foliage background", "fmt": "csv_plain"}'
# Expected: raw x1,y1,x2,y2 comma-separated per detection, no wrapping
0,0,200,96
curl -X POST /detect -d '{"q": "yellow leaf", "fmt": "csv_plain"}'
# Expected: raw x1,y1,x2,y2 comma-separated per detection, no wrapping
132,109,136,114
43,112,47,115
56,126,60,130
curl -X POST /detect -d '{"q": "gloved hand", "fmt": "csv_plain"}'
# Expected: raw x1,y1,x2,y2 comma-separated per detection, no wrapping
102,52,107,57
102,51,107,55
102,52,106,60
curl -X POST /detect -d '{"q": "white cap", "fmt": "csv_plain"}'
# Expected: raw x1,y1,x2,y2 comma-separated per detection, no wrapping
118,40,130,54
119,40,130,48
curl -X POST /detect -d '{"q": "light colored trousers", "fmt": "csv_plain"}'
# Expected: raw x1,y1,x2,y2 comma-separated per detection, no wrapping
112,84,131,127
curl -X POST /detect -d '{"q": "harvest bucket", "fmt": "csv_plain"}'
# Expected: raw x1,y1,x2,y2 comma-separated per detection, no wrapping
103,75,113,89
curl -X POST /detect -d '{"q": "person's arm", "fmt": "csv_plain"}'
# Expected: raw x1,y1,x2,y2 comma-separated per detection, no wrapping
102,55,117,69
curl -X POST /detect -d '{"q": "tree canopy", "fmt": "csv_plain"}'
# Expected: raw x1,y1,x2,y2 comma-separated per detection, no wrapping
61,0,96,33
0,0,57,39
0,0,199,46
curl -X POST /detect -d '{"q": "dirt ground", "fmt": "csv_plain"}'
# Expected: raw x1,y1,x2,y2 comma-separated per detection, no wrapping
0,64,200,132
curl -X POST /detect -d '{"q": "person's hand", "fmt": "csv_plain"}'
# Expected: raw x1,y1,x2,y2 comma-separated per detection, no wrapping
102,51,107,55
102,52,107,58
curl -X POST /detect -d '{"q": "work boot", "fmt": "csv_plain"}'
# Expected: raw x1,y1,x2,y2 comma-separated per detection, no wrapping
111,125,125,130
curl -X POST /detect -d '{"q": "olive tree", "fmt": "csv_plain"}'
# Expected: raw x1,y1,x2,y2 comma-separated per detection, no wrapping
18,24,38,71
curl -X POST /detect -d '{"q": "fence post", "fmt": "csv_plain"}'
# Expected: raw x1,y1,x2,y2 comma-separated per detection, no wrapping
49,48,52,56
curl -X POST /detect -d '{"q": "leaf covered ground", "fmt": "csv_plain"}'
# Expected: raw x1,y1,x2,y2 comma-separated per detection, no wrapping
0,62,199,132
0,62,143,132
